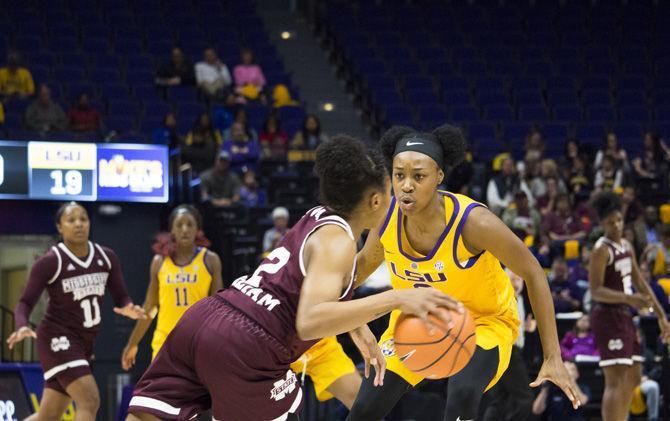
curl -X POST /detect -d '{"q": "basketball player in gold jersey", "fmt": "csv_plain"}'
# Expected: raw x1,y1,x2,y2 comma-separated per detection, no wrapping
121,205,223,369
347,125,579,421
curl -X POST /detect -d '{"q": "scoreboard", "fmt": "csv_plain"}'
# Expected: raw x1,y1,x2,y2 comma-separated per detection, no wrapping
0,141,169,203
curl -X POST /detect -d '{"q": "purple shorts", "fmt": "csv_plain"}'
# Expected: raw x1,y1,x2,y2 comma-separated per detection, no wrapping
128,296,303,421
36,322,95,394
591,304,642,367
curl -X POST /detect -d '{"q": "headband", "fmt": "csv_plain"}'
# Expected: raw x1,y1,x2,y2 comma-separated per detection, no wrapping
393,135,444,168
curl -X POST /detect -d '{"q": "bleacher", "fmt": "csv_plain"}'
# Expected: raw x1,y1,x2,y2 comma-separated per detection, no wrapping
322,0,669,160
0,0,305,142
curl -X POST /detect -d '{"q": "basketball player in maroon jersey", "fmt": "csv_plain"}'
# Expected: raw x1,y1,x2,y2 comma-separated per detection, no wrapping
126,136,462,421
589,192,670,421
7,202,146,421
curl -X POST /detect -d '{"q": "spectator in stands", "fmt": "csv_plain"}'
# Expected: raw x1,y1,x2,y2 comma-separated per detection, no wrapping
525,128,545,161
532,361,590,421
222,108,258,141
559,138,584,171
537,176,560,216
486,157,518,215
502,191,541,240
549,257,582,312
0,51,35,100
566,155,592,197
642,205,660,247
594,155,623,192
530,158,564,199
639,261,670,313
195,47,232,103
263,207,289,253
560,314,598,361
182,112,223,174
199,150,240,207
155,46,195,87
291,114,327,150
568,243,591,290
68,93,102,136
152,112,182,149
238,170,267,207
632,132,669,193
24,84,67,134
646,224,670,277
222,122,260,174
543,193,586,244
622,186,643,225
233,48,266,104
594,131,630,172
259,115,289,160
631,328,661,421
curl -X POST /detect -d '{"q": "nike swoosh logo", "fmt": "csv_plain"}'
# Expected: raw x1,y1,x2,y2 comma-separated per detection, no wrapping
406,141,423,146
399,349,416,362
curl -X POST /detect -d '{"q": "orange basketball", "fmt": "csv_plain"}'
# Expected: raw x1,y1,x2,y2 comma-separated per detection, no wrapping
393,307,476,379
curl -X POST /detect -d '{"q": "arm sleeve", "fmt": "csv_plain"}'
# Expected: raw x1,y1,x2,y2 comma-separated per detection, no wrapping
104,248,133,308
14,254,56,329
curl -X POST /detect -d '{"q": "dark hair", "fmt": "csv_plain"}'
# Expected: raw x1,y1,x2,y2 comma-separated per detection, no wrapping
240,47,255,63
314,135,387,215
55,201,86,225
604,131,617,148
263,115,281,133
302,115,321,137
379,124,467,171
592,191,623,220
168,205,203,230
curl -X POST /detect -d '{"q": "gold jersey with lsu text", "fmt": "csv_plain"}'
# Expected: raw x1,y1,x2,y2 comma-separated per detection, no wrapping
377,191,519,388
152,247,213,358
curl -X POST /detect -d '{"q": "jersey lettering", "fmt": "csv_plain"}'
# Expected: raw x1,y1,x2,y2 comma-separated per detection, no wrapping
389,262,447,284
231,247,289,311
614,257,633,295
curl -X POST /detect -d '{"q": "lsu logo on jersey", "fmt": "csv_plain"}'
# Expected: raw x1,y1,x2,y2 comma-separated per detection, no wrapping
389,262,447,285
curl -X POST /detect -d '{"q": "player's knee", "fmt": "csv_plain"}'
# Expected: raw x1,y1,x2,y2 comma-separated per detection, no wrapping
76,387,100,413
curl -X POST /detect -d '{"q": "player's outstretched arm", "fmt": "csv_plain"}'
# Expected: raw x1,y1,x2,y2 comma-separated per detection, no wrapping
121,255,161,371
296,226,461,341
461,206,580,409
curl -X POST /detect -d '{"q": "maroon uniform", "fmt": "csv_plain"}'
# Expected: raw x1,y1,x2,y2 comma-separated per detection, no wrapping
590,237,642,367
129,207,355,421
14,241,131,393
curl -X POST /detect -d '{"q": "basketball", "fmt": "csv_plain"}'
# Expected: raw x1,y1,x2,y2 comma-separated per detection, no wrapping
393,307,476,379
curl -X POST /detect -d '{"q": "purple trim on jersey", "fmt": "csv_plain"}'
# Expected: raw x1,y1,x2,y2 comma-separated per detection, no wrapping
173,247,201,268
378,197,396,238
396,192,459,262
202,249,213,276
452,202,485,269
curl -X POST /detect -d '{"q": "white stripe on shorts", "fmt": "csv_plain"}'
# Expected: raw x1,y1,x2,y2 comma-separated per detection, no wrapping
632,355,645,362
129,396,181,416
43,359,89,380
599,357,633,367
269,388,304,421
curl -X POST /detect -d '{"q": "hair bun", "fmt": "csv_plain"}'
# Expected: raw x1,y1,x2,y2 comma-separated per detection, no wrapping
432,124,467,167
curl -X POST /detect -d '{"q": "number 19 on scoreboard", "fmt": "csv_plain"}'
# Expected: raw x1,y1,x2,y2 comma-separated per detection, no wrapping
28,142,96,200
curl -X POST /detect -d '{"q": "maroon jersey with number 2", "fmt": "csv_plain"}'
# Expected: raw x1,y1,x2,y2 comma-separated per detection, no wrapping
129,206,356,421
590,237,642,367
14,241,131,393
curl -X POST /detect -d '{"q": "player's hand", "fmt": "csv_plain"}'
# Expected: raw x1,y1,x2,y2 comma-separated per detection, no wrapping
121,344,139,371
658,319,670,343
6,326,37,350
114,303,148,320
395,288,463,333
349,325,386,386
530,356,581,409
626,293,651,310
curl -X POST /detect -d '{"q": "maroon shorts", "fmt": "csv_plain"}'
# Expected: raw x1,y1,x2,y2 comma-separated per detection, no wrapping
36,322,95,394
128,296,303,421
591,304,642,367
